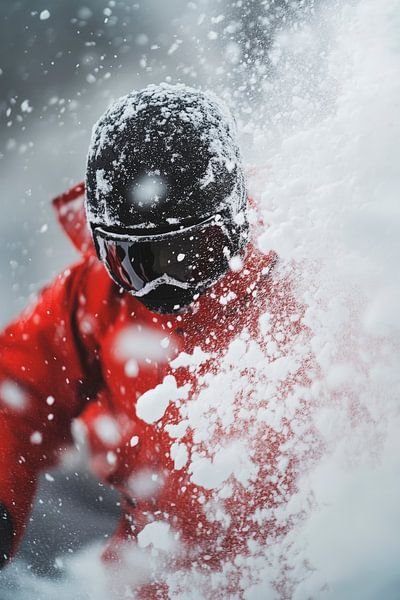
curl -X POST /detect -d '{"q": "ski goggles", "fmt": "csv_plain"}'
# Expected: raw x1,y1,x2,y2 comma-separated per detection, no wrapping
92,216,233,296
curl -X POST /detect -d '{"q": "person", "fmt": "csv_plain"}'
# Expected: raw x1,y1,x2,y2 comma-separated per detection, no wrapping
0,83,302,597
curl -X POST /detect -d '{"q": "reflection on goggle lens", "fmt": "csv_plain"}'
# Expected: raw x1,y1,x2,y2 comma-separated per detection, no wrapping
93,217,233,295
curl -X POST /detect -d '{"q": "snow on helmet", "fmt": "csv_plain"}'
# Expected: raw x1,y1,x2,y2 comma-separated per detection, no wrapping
85,83,249,314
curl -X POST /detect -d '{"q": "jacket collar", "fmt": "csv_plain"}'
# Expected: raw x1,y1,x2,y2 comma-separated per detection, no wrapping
52,182,95,256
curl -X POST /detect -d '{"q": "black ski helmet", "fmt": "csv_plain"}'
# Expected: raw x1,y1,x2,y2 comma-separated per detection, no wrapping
86,83,249,314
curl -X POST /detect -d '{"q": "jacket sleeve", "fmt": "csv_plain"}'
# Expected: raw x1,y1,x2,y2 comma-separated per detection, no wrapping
0,261,99,564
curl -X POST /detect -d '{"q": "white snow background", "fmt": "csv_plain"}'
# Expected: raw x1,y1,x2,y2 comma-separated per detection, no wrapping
251,0,400,597
1,0,400,597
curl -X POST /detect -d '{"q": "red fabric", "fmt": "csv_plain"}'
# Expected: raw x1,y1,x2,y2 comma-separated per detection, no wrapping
0,259,97,551
52,182,94,256
0,185,303,588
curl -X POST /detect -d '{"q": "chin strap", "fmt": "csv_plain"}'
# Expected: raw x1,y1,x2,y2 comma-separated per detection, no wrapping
0,503,14,568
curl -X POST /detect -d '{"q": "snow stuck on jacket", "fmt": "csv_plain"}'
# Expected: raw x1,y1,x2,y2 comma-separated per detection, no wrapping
2,0,400,598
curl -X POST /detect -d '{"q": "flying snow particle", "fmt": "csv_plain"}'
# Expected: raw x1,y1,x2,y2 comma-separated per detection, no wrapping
130,173,167,208
21,99,33,113
189,441,258,490
136,375,191,424
106,451,117,465
30,431,43,445
113,325,176,364
135,33,149,46
170,346,211,369
160,336,170,348
225,42,241,65
170,441,189,470
77,7,92,20
137,521,176,551
130,435,139,447
168,41,180,55
0,380,28,410
94,415,121,445
39,10,50,20
229,255,243,272
124,358,139,377
219,290,237,305
128,469,164,499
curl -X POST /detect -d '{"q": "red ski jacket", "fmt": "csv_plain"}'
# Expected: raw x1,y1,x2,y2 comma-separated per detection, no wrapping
0,184,305,596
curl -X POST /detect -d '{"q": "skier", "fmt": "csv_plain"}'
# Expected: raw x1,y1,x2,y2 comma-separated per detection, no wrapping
0,84,301,596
